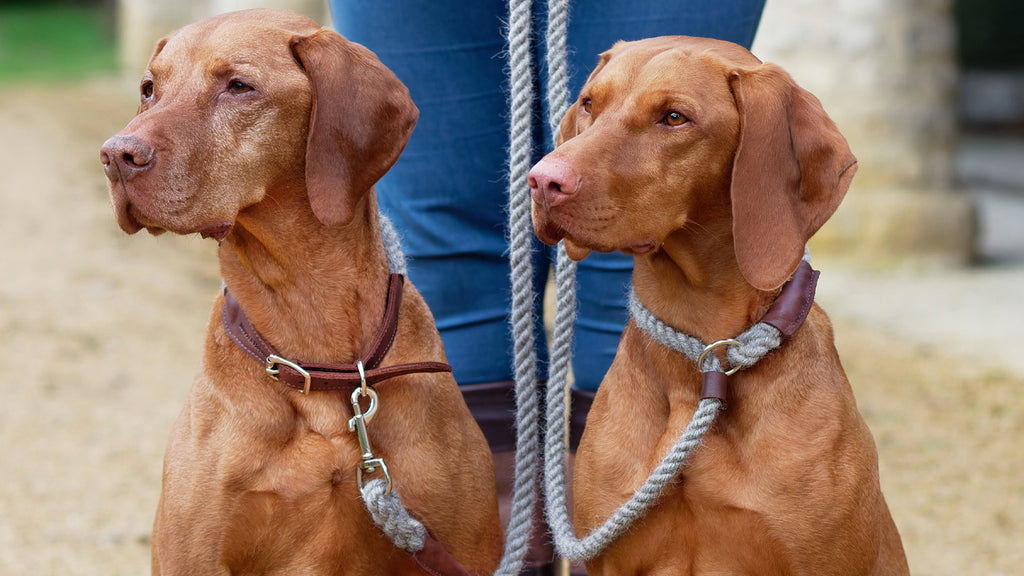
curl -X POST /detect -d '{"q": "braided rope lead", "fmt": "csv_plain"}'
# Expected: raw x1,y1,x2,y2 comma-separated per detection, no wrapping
545,0,572,138
497,0,542,573
538,0,717,559
546,267,727,561
542,254,813,561
367,0,544,569
361,479,427,552
545,262,724,560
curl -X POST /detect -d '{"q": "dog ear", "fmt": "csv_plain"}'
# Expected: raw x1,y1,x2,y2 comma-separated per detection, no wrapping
557,47,618,146
290,29,418,226
556,101,580,145
728,63,856,290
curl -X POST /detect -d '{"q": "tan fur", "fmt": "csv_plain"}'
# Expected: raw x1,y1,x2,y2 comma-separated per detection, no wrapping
529,36,909,575
102,10,501,575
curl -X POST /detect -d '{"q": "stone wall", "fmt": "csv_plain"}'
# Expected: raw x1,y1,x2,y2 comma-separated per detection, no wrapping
117,0,329,76
752,0,976,266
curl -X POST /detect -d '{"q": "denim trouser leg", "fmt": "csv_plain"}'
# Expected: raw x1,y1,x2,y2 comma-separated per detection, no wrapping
330,0,766,392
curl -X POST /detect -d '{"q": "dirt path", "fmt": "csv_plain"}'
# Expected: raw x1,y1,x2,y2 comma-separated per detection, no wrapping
0,81,219,575
0,80,1021,576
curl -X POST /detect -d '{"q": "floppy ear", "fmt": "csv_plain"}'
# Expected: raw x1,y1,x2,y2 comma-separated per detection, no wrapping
556,47,618,147
728,63,856,290
290,29,418,226
556,101,580,146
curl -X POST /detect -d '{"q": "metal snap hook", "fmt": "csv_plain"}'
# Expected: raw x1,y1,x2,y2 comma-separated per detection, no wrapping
348,385,390,495
357,457,393,496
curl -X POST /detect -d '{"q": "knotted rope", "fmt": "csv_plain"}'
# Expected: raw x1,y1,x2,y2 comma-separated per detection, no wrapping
629,291,783,371
362,478,427,552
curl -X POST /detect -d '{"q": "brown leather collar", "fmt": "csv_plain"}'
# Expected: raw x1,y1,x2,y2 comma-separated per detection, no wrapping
222,273,452,393
760,259,820,339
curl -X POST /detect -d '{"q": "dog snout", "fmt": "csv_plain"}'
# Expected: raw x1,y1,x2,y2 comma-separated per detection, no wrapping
528,157,580,208
101,135,155,181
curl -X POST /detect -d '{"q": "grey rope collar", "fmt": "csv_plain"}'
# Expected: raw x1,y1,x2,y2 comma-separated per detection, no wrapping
628,255,819,402
544,255,819,562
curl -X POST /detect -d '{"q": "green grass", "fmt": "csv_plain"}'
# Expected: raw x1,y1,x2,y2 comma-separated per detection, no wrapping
0,2,117,83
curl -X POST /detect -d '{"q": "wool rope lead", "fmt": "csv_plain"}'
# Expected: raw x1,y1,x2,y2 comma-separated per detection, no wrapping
362,0,550,570
498,0,543,573
361,478,427,552
379,215,407,276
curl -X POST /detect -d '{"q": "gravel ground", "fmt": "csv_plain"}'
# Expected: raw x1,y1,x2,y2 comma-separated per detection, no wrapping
1,80,1021,576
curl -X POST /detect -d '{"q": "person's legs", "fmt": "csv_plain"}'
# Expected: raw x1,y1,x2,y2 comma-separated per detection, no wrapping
333,0,535,390
332,8,555,571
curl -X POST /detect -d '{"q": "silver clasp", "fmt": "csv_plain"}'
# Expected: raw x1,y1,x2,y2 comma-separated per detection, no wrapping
348,384,392,495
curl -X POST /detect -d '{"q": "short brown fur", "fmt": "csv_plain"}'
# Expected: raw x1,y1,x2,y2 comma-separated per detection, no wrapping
529,36,908,575
101,10,502,575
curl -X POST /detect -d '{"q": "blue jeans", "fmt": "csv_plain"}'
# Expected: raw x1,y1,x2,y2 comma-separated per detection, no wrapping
330,0,765,391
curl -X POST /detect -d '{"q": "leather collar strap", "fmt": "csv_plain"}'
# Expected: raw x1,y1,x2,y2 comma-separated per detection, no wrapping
221,273,452,393
759,260,820,339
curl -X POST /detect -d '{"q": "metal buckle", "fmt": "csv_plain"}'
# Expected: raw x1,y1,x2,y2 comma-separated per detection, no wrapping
265,354,313,395
697,339,742,376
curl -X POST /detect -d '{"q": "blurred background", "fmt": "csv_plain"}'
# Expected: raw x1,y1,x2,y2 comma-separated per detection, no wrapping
0,0,1020,574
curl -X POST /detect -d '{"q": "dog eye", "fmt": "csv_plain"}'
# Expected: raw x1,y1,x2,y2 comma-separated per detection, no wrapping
582,98,593,114
140,80,154,100
228,80,253,94
663,111,688,126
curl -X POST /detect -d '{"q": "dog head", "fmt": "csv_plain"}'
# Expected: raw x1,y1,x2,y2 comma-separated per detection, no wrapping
101,9,417,239
529,36,855,290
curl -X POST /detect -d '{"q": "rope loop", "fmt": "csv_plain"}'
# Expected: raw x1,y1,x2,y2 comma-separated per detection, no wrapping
361,478,427,553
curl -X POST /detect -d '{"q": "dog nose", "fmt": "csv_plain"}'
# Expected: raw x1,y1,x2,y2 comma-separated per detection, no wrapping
101,135,154,181
528,157,579,208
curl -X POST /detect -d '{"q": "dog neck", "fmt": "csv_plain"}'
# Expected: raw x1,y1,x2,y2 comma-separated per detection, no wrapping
631,223,778,345
217,189,391,365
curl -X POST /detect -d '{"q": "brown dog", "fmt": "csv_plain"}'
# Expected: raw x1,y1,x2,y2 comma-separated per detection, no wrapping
100,10,501,575
530,37,909,575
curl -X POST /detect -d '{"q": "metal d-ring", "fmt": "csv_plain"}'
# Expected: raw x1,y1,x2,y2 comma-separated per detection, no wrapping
697,339,742,376
356,360,368,397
